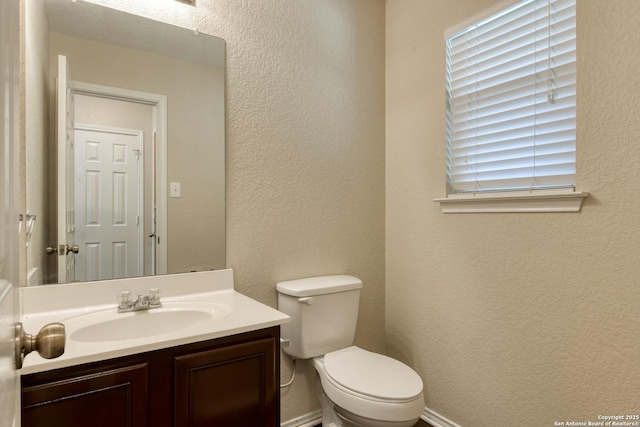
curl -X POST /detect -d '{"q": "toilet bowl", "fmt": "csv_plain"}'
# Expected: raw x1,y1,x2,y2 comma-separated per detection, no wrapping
276,275,424,427
313,346,424,427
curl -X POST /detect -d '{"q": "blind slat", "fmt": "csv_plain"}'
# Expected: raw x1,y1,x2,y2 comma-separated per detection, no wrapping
450,69,576,116
450,91,575,133
450,50,576,99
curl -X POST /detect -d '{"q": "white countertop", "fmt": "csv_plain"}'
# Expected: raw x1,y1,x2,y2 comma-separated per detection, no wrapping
20,269,289,375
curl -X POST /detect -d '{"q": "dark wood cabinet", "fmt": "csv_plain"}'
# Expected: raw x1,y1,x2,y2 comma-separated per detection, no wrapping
174,337,277,426
22,327,280,427
22,363,149,427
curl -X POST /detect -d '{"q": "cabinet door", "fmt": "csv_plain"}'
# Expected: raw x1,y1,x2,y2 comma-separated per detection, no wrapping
174,337,277,427
22,363,148,427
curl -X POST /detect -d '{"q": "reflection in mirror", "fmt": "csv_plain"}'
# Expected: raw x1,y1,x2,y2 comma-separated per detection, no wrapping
24,0,226,285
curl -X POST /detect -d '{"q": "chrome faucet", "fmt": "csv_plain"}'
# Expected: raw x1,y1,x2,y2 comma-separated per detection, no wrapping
133,294,150,310
118,288,162,312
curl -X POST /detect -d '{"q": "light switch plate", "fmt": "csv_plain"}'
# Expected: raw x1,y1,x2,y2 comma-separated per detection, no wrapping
170,182,181,198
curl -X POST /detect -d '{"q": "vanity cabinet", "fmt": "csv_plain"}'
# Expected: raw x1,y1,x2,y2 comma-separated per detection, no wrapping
21,327,280,427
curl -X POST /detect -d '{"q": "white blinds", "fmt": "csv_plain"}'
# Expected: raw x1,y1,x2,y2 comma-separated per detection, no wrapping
445,0,576,194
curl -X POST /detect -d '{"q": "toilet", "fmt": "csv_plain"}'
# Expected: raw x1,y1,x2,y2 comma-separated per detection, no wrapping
277,275,424,427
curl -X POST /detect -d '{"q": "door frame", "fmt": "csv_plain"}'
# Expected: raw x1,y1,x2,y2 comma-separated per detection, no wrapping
56,55,76,283
71,81,168,275
0,0,22,423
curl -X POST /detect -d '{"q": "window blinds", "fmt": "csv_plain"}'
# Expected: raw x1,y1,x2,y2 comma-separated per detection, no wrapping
445,0,576,194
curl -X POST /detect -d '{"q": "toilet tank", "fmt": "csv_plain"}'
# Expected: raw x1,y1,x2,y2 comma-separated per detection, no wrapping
276,275,363,359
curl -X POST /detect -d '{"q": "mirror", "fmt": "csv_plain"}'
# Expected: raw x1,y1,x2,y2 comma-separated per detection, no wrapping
24,0,226,285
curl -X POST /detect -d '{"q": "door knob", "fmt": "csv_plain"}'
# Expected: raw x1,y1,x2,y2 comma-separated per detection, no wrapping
66,244,80,254
46,245,79,255
15,322,66,369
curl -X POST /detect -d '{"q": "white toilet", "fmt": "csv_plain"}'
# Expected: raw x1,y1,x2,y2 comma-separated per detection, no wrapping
277,275,424,427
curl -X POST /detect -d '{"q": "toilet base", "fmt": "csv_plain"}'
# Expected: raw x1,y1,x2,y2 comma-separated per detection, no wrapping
334,405,420,427
316,378,343,427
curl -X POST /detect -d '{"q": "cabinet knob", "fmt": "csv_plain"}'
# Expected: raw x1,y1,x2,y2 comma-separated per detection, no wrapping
14,322,66,369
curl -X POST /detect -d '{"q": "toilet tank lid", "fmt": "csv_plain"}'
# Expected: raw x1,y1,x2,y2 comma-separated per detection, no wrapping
276,275,363,297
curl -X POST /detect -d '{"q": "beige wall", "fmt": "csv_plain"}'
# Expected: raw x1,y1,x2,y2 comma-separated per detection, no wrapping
220,1,386,419
386,0,640,425
86,0,387,421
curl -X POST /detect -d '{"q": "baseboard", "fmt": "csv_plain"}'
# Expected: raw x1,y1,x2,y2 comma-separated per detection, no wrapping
422,406,463,427
281,406,458,427
281,409,322,427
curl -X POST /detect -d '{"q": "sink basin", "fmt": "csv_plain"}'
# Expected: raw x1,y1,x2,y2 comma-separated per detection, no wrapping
65,301,230,343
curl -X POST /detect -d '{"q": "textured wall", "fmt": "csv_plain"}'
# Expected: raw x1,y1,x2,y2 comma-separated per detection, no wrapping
386,0,640,425
220,1,386,419
86,0,386,421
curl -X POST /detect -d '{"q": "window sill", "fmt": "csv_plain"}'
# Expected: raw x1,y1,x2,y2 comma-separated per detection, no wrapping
433,189,589,213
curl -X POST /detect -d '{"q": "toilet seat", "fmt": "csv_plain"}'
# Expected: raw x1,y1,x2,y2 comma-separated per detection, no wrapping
314,346,425,424
323,346,423,402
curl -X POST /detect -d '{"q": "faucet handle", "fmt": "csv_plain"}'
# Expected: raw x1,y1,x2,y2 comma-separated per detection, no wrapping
118,291,132,309
149,288,161,307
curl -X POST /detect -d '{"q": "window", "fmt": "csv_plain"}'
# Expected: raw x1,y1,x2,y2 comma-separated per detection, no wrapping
437,0,586,212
